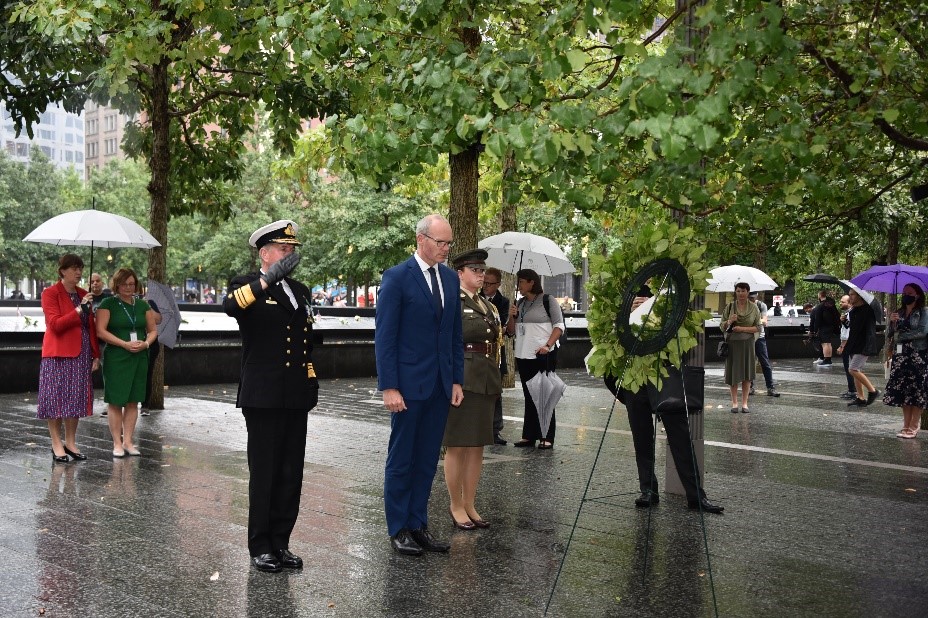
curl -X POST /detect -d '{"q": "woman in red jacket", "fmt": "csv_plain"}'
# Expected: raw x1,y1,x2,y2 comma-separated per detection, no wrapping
38,254,100,462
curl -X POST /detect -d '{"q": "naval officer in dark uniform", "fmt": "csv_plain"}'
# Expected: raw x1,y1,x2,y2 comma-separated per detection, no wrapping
223,219,320,572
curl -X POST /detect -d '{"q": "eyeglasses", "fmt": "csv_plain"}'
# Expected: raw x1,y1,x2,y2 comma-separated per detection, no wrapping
423,233,454,249
483,279,500,286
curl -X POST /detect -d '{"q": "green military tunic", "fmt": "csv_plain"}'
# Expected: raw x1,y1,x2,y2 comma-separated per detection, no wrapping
443,291,503,447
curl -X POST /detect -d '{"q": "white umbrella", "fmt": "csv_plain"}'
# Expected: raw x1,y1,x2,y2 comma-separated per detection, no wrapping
24,209,160,274
24,209,161,249
525,369,567,438
706,265,778,292
145,280,181,348
478,232,575,277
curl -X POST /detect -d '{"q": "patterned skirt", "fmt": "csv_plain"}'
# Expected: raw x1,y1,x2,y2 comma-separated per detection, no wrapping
883,346,928,409
36,326,94,419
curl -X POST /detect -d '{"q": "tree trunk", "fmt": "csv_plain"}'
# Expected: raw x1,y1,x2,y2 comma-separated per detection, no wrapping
448,143,480,251
499,150,518,388
145,60,171,410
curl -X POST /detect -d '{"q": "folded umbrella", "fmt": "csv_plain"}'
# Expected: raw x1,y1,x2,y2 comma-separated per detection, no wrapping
525,369,567,438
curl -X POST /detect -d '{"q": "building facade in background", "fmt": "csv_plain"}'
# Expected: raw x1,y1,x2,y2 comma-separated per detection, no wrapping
83,101,134,176
0,100,85,177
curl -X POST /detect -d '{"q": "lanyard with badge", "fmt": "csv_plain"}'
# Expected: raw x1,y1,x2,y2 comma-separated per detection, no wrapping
118,298,139,342
519,296,538,336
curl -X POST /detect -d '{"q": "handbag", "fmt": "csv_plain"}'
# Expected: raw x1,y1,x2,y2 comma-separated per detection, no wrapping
717,340,729,359
646,365,705,415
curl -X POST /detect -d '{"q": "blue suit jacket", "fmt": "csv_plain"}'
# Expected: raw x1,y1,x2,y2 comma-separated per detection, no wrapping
375,255,464,400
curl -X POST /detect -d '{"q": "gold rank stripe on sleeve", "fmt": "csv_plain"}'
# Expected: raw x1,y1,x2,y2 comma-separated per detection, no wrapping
232,283,257,309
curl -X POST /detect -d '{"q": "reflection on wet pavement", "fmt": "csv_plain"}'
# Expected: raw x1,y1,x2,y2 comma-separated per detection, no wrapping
0,358,925,616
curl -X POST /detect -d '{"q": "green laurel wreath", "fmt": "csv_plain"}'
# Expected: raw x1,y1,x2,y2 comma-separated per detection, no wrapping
585,222,711,394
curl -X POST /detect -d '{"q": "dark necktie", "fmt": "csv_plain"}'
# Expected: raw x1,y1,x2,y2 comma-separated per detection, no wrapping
428,266,443,318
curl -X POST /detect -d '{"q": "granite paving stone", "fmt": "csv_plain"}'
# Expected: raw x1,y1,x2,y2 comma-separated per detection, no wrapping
0,358,925,616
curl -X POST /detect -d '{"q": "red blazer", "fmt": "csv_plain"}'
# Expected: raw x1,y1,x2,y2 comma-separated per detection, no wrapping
41,281,101,359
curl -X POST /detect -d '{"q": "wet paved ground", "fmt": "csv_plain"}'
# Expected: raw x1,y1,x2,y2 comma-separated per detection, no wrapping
1,358,926,617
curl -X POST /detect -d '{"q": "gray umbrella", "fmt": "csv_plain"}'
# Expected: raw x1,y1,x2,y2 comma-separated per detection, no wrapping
525,369,567,438
145,280,181,348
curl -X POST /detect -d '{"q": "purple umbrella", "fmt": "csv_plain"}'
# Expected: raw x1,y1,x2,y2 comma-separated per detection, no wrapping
850,264,928,294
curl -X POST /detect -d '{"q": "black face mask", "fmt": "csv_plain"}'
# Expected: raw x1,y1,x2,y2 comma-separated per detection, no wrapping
901,294,916,306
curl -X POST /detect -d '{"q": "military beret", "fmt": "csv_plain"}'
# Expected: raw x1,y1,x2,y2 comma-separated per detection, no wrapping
249,219,301,249
452,249,488,270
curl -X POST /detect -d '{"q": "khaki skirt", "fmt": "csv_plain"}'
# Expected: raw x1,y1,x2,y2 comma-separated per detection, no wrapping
443,391,497,447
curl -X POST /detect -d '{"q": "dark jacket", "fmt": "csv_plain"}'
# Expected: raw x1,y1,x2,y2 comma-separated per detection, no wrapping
223,272,319,410
845,302,876,356
482,291,510,374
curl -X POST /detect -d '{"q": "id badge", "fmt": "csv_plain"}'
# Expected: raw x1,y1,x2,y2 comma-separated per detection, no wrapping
129,332,138,342
897,344,903,354
519,323,525,336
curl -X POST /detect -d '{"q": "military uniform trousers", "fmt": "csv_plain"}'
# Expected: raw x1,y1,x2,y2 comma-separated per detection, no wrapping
242,406,309,557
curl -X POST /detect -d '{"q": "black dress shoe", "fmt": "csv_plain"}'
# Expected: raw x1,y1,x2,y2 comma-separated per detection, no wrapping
252,553,282,573
513,439,535,448
51,450,70,464
493,435,508,445
848,398,866,407
688,497,724,514
275,549,303,569
767,388,781,397
409,527,450,552
390,529,423,556
63,446,87,461
634,492,660,507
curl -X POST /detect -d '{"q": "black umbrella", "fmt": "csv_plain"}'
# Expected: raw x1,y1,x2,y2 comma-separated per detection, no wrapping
803,273,852,292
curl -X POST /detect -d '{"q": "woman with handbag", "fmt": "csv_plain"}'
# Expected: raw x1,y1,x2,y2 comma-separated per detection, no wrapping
843,289,880,407
506,269,564,449
721,282,761,413
882,284,928,437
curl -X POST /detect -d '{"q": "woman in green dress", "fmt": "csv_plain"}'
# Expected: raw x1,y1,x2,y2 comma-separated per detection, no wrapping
721,282,761,413
95,268,158,457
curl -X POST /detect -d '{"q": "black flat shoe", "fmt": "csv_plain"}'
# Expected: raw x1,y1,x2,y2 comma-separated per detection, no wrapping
537,441,553,449
688,497,724,514
634,492,660,507
848,398,866,407
449,508,475,530
513,440,535,448
252,553,282,573
63,446,87,461
390,529,423,556
51,450,70,464
867,389,880,405
409,527,450,552
274,549,303,569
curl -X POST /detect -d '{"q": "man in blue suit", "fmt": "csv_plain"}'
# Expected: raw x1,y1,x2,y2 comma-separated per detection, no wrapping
375,213,465,556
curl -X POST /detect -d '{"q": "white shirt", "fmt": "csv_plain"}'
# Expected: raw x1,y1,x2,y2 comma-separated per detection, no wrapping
413,252,444,306
260,269,297,309
513,295,566,359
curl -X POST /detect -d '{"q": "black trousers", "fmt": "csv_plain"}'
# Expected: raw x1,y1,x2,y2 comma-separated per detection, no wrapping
242,407,309,556
516,349,558,443
624,387,704,503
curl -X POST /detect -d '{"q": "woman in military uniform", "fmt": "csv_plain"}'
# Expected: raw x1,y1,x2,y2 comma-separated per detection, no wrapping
443,249,503,530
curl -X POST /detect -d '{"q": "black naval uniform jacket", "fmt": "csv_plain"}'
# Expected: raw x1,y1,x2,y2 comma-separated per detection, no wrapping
223,272,319,411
